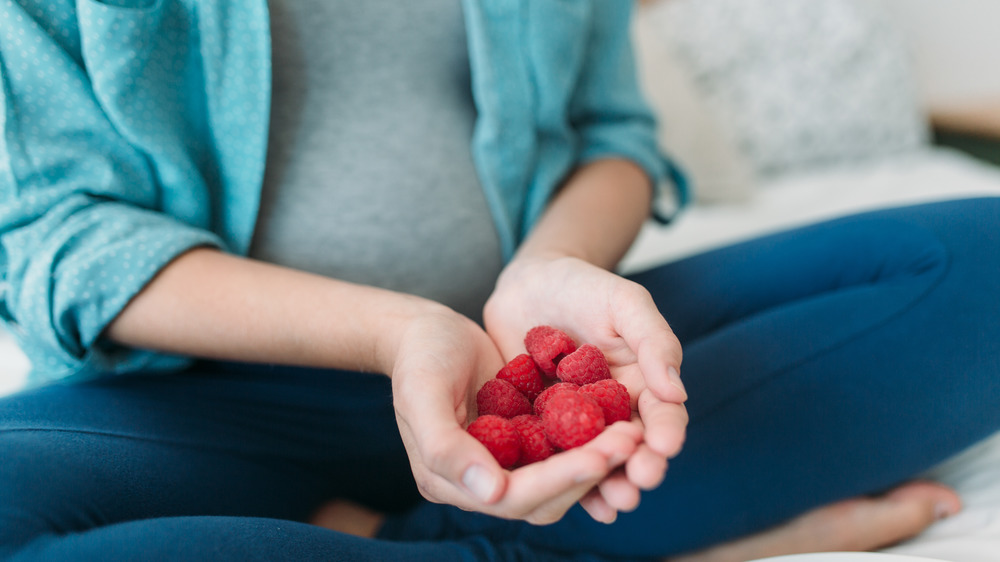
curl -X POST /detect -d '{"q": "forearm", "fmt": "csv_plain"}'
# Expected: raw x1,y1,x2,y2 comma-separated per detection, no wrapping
104,247,440,374
514,159,653,270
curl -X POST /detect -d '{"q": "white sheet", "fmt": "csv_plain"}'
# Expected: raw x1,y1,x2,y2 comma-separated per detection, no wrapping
0,325,28,396
0,146,998,560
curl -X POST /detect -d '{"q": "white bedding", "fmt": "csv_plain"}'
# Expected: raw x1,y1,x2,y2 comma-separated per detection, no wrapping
0,146,998,560
621,147,1000,273
0,325,29,397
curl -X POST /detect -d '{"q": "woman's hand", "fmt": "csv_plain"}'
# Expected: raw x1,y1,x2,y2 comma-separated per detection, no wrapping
389,303,643,524
105,247,634,524
483,254,689,521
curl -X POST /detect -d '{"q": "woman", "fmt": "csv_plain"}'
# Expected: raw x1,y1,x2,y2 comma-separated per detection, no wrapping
1,1,995,560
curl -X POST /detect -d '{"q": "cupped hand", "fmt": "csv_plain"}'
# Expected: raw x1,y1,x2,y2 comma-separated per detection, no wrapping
389,303,641,524
483,255,689,519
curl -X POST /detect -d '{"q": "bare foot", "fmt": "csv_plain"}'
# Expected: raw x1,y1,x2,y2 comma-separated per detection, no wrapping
310,480,961,560
310,500,385,538
669,481,962,562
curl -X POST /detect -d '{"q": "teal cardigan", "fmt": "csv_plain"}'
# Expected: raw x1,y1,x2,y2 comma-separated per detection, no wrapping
0,0,687,383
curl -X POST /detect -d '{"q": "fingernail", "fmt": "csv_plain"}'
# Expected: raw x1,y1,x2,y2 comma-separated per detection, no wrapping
667,366,687,401
462,464,497,502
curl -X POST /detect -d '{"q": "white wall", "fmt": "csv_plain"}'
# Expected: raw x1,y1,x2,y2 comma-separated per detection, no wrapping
875,0,1000,107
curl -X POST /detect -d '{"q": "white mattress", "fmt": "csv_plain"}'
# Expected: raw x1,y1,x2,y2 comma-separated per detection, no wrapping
0,147,998,560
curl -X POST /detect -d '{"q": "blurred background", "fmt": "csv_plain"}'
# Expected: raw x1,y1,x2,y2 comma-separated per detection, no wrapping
627,6,1000,560
2,0,999,408
622,0,1000,274
874,0,1000,160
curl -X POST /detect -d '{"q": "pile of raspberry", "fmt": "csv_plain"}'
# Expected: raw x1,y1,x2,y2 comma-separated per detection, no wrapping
466,325,632,468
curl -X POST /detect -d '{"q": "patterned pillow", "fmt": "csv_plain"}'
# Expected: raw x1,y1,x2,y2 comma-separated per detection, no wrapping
634,5,757,204
647,0,929,177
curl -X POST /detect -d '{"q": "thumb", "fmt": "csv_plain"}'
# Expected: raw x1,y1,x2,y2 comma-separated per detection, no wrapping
422,424,509,504
398,376,509,505
484,322,528,362
614,287,686,403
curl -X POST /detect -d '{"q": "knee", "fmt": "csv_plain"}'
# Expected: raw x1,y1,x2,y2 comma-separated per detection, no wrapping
0,429,98,554
0,431,45,554
938,196,1000,238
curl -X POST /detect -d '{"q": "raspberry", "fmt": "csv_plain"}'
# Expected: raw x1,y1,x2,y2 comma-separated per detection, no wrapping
477,379,532,419
524,326,577,377
555,344,610,385
510,414,554,465
532,382,579,416
467,415,521,468
541,392,606,450
579,379,631,425
496,354,545,400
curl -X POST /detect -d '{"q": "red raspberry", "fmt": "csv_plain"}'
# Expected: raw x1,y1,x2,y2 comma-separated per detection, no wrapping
541,392,606,450
555,344,610,385
579,379,632,425
496,354,545,400
477,379,532,419
510,414,554,465
532,382,579,416
524,326,577,377
467,415,521,468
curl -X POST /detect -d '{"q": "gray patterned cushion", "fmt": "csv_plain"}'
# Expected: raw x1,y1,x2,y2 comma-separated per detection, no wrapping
652,0,929,176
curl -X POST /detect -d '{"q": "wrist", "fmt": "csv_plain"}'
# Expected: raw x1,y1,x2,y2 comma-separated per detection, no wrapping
512,239,598,267
514,159,651,271
498,253,582,289
486,254,582,329
370,294,454,375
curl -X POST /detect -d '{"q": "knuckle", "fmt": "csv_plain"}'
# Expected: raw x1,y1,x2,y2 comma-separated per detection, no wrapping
392,389,418,414
579,455,607,478
614,280,651,306
413,473,438,502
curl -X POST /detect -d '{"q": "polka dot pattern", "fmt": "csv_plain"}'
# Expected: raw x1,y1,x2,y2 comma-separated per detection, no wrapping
464,0,686,254
1,0,676,383
0,0,269,383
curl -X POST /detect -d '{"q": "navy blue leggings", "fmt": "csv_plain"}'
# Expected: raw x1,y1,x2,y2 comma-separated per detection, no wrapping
2,198,999,561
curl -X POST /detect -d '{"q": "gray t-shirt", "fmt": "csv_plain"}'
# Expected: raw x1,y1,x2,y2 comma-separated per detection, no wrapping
250,0,504,322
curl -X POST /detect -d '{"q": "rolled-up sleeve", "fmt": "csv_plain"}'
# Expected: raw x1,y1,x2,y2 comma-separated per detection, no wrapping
0,3,223,383
569,2,689,218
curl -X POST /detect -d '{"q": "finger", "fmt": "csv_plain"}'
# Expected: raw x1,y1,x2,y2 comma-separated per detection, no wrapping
625,443,669,491
396,410,509,509
583,419,644,468
612,284,686,403
579,488,618,524
481,296,533,361
431,426,510,504
502,447,610,524
485,324,526,362
597,469,642,513
639,344,688,404
395,374,509,505
497,423,641,524
637,388,688,458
